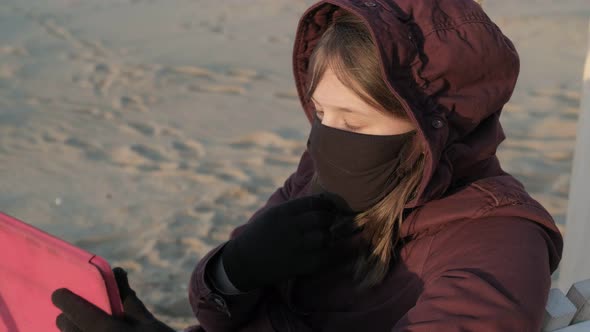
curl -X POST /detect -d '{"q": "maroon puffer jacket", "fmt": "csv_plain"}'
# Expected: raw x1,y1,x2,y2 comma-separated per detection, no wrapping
185,1,563,331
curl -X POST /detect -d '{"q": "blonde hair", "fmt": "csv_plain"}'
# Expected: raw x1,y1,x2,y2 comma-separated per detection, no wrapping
305,9,425,291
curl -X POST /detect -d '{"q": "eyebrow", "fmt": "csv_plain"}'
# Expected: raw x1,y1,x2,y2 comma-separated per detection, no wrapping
310,96,365,115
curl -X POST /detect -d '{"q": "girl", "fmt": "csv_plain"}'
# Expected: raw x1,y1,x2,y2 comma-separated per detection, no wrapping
52,1,563,331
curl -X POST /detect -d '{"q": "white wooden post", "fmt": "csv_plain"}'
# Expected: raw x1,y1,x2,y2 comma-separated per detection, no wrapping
567,279,590,324
557,19,590,294
544,280,590,331
552,321,590,332
543,288,577,331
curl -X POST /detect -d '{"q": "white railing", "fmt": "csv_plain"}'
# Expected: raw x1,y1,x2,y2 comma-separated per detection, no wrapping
556,17,590,293
544,279,590,331
543,17,590,332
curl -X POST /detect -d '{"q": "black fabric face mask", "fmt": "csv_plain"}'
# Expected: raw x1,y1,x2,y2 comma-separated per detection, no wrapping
307,114,416,213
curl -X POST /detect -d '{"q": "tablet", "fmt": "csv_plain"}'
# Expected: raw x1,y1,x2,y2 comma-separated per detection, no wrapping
0,211,125,332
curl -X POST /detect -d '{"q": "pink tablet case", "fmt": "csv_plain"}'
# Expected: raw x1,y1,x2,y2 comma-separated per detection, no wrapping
0,212,125,332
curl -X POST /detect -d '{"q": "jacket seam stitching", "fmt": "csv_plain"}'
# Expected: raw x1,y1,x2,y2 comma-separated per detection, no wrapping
423,18,495,38
430,13,490,28
470,183,500,205
486,201,554,220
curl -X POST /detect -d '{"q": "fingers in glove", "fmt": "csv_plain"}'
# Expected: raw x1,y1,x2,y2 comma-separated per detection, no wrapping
51,288,116,332
112,267,156,322
283,194,337,214
329,216,364,241
113,267,135,302
301,230,329,251
295,211,337,232
56,313,83,332
318,244,358,270
122,293,156,323
317,191,356,214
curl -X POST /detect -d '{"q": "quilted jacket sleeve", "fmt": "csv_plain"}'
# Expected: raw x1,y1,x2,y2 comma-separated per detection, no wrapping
391,217,561,332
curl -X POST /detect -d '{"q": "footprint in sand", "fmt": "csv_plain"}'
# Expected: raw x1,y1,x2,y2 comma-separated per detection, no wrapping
64,137,108,161
170,65,216,78
118,64,152,84
244,173,278,191
156,66,216,89
229,131,302,150
169,213,214,238
171,140,205,159
42,133,59,143
41,129,68,144
198,20,225,35
188,84,246,95
226,68,263,83
109,144,172,172
127,121,158,137
136,164,161,172
195,161,250,184
213,187,259,207
82,62,118,96
157,65,259,93
193,204,215,214
130,144,169,162
116,95,148,112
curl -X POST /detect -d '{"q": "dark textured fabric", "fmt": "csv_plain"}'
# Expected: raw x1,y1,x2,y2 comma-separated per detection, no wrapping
220,195,359,292
185,1,564,331
207,250,243,295
307,113,416,212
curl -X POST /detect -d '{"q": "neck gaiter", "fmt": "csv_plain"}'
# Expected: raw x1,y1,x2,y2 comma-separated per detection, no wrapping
307,114,416,213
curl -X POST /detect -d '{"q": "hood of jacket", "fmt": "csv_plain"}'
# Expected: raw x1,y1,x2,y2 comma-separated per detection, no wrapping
293,0,519,208
292,0,562,271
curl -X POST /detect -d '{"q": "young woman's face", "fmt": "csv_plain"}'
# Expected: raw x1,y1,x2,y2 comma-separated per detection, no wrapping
311,68,415,136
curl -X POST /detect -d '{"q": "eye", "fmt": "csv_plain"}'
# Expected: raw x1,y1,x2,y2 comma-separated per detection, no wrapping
344,121,362,132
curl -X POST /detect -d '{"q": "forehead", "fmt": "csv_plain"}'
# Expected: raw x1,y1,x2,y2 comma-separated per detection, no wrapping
311,69,369,108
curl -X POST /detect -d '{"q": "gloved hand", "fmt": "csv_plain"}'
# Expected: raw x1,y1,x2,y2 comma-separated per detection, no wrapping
51,267,176,332
221,194,362,292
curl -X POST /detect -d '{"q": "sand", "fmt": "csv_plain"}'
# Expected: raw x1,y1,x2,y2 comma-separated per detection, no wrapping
0,0,588,329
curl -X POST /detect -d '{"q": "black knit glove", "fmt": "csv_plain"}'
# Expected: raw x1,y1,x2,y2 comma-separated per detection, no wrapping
51,267,175,332
221,194,362,292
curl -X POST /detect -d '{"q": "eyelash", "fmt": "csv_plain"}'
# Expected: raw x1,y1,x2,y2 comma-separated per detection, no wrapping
344,122,362,132
314,110,362,132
